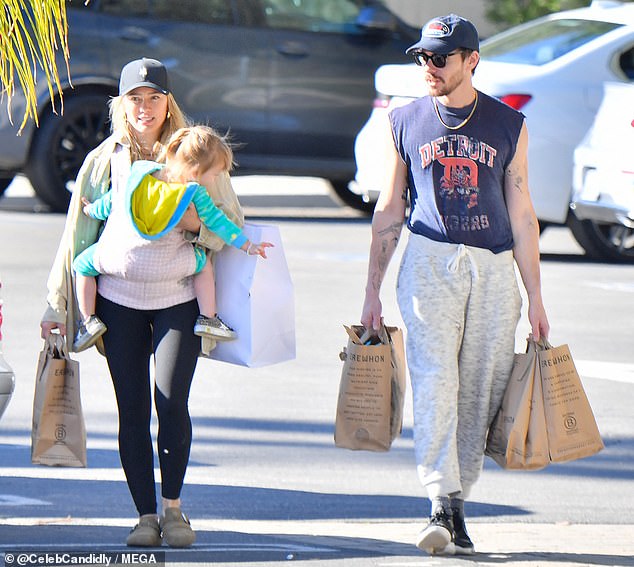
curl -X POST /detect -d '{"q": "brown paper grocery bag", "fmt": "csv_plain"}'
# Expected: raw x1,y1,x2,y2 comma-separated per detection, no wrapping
537,339,604,463
334,324,405,451
485,340,550,470
31,334,87,467
386,326,407,441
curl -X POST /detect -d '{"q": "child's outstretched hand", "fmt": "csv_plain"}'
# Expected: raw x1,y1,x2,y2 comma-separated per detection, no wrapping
245,241,274,258
80,196,93,216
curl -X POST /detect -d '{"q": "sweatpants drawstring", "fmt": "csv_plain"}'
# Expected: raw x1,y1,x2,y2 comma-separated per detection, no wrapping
447,243,479,280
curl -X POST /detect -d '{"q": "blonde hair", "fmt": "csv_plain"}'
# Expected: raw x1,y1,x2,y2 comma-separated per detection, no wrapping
159,125,234,179
108,92,189,162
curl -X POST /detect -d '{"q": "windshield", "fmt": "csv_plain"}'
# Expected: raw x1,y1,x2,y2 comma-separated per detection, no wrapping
480,19,622,65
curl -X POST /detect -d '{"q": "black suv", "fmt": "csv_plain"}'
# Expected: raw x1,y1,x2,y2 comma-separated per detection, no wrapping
0,0,417,212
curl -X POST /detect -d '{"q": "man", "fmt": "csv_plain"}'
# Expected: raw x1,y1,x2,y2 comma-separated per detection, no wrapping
360,14,550,556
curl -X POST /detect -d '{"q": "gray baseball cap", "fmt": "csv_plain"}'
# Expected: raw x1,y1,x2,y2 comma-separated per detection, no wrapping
119,58,170,96
406,14,479,56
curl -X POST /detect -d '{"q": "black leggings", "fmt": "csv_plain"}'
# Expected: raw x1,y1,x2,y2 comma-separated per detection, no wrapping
96,295,200,516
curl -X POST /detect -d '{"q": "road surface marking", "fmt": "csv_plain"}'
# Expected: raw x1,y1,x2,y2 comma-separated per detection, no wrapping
0,495,51,506
576,360,634,384
587,282,634,293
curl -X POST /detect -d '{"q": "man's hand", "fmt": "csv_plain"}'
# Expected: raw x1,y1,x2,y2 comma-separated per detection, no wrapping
361,292,383,331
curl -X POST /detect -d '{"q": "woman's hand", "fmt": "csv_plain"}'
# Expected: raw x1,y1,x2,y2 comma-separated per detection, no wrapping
41,320,66,339
177,204,202,233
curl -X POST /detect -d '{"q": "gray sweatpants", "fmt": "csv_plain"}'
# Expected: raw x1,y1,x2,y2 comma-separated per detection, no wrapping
396,233,521,500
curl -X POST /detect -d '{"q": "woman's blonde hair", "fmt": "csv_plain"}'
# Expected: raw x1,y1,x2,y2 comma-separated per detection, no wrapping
159,125,234,177
108,92,189,162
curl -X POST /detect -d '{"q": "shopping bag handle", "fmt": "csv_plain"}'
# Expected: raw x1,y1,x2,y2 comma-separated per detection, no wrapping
45,332,69,359
530,337,553,351
524,336,553,352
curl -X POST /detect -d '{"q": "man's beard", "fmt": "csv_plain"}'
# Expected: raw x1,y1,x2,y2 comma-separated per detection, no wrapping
426,73,463,98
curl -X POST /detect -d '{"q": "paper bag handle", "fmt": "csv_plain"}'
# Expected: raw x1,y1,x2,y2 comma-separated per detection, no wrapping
44,332,69,359
524,337,554,353
530,337,553,351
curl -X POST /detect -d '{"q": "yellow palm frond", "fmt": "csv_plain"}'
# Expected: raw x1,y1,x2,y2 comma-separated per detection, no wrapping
0,0,71,134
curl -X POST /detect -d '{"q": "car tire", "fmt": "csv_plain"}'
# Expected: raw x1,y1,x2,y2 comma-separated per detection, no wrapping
329,179,376,214
0,178,13,198
568,213,634,263
26,92,111,213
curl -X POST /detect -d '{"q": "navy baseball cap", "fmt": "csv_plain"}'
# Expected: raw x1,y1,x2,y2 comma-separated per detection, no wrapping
119,58,170,96
406,14,479,56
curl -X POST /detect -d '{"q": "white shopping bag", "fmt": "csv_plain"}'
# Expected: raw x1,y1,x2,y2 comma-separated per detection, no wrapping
205,223,296,367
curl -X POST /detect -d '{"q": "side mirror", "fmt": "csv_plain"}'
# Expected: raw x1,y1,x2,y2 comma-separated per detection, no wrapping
0,355,14,421
0,280,15,421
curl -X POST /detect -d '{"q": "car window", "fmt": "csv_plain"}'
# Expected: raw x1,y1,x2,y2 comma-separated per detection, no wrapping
261,0,364,33
481,19,622,65
99,0,233,24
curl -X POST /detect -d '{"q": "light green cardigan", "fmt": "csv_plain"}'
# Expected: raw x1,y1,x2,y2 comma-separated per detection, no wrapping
41,133,244,352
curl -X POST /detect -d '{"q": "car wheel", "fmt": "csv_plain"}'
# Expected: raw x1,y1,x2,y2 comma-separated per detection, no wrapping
26,93,110,213
329,179,376,214
568,213,634,263
0,178,13,198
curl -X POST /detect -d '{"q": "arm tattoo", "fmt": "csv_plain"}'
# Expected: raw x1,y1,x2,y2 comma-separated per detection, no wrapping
377,221,402,242
507,167,524,194
371,221,402,291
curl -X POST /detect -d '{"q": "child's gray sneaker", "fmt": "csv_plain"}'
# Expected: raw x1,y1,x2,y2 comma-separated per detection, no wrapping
194,314,236,341
73,315,107,352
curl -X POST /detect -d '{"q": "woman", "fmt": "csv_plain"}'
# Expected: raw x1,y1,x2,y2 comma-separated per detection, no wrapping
40,58,244,548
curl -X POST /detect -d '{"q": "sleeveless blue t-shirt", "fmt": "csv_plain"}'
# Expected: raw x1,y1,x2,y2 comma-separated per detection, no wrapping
389,91,524,253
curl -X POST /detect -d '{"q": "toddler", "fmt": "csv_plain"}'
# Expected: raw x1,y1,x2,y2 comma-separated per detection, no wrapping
72,125,272,351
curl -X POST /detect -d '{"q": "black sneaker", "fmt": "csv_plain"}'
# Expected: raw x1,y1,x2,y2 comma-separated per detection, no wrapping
450,506,475,555
415,507,454,555
194,314,237,341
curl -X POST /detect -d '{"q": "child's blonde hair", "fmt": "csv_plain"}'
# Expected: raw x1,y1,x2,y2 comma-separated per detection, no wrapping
160,125,234,179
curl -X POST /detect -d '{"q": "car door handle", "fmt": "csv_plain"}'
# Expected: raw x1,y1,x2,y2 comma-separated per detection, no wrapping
117,26,151,42
276,41,309,58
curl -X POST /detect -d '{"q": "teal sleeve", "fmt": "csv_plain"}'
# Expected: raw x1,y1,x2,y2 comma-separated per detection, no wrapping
85,190,112,221
191,185,248,248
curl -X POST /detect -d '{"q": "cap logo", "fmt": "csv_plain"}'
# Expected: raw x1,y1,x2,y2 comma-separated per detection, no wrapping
424,20,450,38
139,65,148,80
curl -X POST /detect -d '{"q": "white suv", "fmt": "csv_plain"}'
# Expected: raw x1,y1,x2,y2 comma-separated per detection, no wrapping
353,0,634,262
571,81,634,261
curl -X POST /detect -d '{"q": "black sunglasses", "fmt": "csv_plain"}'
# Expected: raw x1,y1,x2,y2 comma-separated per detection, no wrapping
412,51,461,68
